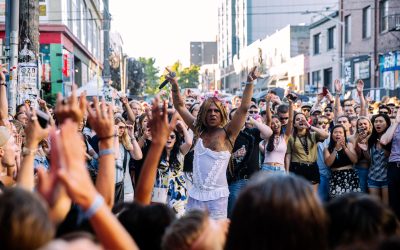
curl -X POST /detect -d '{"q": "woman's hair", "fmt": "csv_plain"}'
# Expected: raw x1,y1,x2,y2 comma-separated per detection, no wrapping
356,116,373,135
0,188,55,250
328,125,347,153
162,210,209,250
326,193,399,249
225,173,328,250
136,113,149,138
161,130,183,170
266,115,281,152
293,112,314,148
115,117,133,150
118,202,176,250
368,114,391,150
195,97,228,135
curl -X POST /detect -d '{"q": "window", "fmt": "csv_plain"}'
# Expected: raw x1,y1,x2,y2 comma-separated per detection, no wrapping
327,26,335,50
345,15,351,43
362,6,372,38
324,68,333,90
313,33,320,55
380,0,389,32
312,71,321,89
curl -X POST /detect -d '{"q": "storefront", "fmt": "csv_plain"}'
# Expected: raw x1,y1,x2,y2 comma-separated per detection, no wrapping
380,51,400,98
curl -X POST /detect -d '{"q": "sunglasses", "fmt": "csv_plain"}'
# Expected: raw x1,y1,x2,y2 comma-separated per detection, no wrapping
118,126,126,129
249,111,258,114
169,134,176,139
324,109,332,113
280,117,289,121
302,109,310,112
380,111,389,115
318,121,329,125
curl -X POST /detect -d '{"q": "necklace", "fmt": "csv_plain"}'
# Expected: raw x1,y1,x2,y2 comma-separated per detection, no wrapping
298,136,309,155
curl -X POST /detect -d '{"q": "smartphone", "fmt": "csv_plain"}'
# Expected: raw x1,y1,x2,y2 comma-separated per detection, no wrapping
286,93,298,102
322,87,328,96
35,109,50,128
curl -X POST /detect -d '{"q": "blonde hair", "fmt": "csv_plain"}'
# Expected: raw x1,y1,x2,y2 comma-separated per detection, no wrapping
194,97,228,136
115,117,133,150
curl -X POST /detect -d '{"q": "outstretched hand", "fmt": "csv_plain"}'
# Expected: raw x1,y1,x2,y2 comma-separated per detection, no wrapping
87,97,115,138
148,98,177,146
334,79,342,93
25,109,50,148
165,68,178,86
55,84,87,124
357,79,364,93
247,66,260,82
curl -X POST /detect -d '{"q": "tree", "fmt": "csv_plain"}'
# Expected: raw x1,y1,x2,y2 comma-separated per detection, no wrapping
127,58,145,96
166,61,199,89
139,57,160,95
19,0,40,56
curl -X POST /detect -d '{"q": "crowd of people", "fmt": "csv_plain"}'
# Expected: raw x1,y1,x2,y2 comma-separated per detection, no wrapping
0,64,400,249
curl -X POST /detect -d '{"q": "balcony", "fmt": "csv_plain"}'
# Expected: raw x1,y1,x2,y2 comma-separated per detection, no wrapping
388,14,400,31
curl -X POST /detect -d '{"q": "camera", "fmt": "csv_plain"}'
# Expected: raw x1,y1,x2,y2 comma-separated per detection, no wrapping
286,93,298,102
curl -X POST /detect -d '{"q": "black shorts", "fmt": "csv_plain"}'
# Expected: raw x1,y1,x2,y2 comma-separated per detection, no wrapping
289,162,320,185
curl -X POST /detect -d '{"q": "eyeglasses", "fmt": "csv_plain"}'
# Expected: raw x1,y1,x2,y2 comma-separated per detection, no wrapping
324,109,332,113
318,121,329,125
280,117,289,121
169,134,176,139
302,109,310,112
249,111,259,114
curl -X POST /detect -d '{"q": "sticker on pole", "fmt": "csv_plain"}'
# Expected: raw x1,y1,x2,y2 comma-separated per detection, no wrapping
18,62,39,107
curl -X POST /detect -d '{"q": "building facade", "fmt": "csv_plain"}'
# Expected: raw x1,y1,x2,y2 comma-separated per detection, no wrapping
217,0,337,93
0,0,104,97
190,41,218,66
308,11,340,93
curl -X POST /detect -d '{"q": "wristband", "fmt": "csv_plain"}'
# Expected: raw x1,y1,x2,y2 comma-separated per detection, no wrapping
99,148,114,157
83,194,104,219
0,82,7,87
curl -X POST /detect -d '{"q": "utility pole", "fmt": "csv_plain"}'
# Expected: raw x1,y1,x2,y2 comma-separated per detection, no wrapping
19,0,40,56
6,0,19,114
103,0,111,82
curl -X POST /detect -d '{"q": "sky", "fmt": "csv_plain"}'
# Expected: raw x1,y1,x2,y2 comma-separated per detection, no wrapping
109,0,218,69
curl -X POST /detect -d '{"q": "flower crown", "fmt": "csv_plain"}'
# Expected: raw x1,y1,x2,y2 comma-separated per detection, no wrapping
200,91,227,105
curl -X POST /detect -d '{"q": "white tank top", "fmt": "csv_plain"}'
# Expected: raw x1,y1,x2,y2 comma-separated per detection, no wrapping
189,138,231,201
263,134,287,165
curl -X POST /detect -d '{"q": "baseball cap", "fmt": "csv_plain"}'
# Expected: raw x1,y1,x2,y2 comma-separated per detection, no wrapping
0,126,11,148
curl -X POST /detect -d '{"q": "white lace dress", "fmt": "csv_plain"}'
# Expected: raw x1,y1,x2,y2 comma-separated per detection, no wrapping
186,138,231,219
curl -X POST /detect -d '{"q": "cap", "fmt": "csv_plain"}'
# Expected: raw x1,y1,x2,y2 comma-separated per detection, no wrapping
311,108,322,115
301,103,312,109
0,126,11,148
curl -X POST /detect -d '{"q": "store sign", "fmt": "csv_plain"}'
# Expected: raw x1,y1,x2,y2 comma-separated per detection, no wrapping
18,63,38,87
381,52,400,72
344,61,352,85
354,60,370,80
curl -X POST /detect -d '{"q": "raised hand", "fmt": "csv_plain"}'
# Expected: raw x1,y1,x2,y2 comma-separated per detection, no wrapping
148,98,177,146
24,109,50,148
56,119,98,209
0,64,7,82
87,97,115,139
334,79,342,93
357,79,364,93
120,96,129,105
247,66,260,82
55,84,87,124
165,68,178,86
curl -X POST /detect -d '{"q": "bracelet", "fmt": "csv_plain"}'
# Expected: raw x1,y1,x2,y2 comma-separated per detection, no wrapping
99,148,114,157
83,194,104,219
98,134,117,141
0,82,6,87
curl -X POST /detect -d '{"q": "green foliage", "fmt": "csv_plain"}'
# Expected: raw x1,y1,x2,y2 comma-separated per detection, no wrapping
138,57,160,95
167,61,200,89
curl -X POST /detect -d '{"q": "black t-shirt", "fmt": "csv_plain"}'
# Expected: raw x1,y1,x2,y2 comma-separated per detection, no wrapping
227,128,261,184
131,139,152,184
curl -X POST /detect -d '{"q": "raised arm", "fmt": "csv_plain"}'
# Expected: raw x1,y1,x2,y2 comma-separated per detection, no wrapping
86,97,116,208
285,98,294,140
177,120,193,155
135,99,176,205
166,69,196,131
265,94,272,127
356,80,367,116
303,116,329,140
121,97,136,124
226,66,257,140
250,117,272,140
0,66,9,126
380,110,400,145
334,79,344,117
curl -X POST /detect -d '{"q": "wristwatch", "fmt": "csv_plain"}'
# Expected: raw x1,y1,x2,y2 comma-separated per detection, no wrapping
22,147,38,156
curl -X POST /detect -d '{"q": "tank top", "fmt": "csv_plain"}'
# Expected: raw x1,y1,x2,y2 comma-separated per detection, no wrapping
263,134,286,165
331,148,353,169
189,138,231,201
